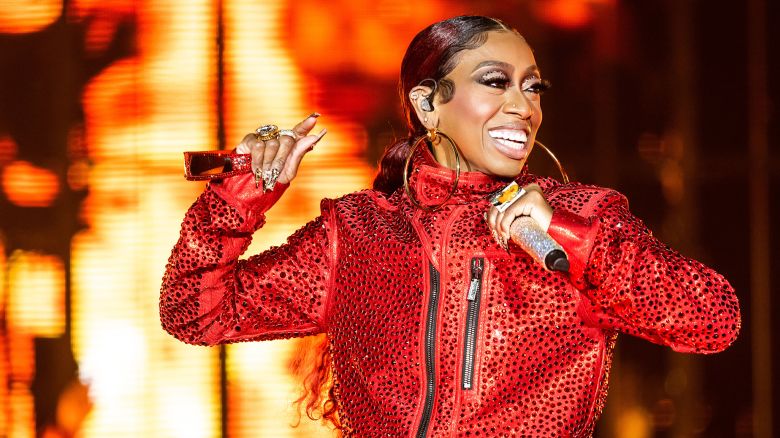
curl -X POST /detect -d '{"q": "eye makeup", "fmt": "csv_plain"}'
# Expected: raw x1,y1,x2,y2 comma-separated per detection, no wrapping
477,69,511,88
521,76,551,95
473,65,550,95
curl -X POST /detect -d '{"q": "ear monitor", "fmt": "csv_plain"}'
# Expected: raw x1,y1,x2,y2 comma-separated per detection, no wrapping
420,96,434,112
416,78,438,112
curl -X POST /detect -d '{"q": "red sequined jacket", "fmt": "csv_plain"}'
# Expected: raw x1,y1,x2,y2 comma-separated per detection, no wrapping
160,150,740,437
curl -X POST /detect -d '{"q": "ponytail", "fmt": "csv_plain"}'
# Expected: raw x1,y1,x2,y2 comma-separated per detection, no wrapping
372,136,415,195
290,334,345,433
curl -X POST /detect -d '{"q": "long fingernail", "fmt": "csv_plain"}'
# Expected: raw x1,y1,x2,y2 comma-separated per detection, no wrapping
271,168,279,188
307,128,327,152
308,112,321,119
261,169,272,192
493,230,508,252
254,168,262,189
265,168,280,192
491,228,502,248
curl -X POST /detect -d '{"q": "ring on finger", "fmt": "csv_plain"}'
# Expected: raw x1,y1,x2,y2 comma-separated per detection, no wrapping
278,129,298,140
255,124,280,141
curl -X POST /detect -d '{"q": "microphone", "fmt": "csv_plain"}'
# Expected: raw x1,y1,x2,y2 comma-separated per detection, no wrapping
509,216,569,272
489,181,569,272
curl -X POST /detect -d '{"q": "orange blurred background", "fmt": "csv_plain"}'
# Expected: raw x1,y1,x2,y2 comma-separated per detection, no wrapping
0,0,776,437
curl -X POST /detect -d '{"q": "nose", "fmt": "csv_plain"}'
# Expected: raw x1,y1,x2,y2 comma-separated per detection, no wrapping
503,89,533,120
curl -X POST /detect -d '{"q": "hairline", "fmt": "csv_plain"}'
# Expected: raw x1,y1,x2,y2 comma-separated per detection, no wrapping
437,28,525,104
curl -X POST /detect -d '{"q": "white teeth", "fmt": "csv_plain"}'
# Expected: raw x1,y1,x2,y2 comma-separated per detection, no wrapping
489,129,527,143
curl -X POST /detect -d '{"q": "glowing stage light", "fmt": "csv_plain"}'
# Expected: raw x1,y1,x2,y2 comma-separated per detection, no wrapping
1,161,61,207
533,0,615,29
7,250,66,337
0,0,61,34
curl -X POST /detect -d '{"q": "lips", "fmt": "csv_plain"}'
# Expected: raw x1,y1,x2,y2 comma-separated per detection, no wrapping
488,127,529,160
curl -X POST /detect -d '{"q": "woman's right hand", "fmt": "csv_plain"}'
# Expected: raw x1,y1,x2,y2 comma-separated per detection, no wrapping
235,113,327,189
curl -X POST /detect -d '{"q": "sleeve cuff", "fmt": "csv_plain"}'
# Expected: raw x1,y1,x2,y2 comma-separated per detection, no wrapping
208,172,289,229
547,208,600,287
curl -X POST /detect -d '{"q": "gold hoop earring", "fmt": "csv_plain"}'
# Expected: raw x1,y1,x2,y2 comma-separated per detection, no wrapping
533,140,569,184
403,129,461,211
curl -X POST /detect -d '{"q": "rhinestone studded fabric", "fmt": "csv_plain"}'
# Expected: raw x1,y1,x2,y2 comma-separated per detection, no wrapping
161,147,741,437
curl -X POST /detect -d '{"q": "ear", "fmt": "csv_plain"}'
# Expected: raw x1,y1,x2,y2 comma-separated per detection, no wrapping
409,85,439,129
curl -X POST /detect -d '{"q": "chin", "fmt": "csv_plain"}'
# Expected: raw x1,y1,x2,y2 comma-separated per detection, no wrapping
483,160,526,178
475,144,532,178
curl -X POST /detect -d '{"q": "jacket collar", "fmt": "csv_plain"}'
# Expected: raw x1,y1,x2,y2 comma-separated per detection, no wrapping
407,144,529,208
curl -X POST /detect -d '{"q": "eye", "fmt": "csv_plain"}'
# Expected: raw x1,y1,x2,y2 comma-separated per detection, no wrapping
478,70,511,89
522,77,551,95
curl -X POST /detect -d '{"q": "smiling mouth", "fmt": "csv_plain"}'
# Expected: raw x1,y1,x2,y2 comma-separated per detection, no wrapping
488,129,529,160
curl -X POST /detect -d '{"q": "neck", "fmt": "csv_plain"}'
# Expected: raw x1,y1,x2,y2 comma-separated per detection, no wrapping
430,140,474,172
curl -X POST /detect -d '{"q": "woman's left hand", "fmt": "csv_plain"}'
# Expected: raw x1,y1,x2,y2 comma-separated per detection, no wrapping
485,183,553,247
235,114,326,189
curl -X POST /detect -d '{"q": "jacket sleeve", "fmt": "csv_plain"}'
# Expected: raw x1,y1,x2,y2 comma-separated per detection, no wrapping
546,191,741,353
159,173,337,346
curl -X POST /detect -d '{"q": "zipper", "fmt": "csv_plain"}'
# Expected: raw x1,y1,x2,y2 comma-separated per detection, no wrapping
416,262,440,438
462,257,484,390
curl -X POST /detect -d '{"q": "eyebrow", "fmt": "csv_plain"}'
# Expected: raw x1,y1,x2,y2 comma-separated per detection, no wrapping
472,61,541,76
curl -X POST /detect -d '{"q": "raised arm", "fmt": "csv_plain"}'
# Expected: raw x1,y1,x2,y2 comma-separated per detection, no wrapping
547,191,741,353
160,114,335,345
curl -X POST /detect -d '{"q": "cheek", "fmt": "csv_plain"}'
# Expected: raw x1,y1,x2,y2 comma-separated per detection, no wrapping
466,97,501,124
447,88,501,126
529,101,543,134
534,100,543,123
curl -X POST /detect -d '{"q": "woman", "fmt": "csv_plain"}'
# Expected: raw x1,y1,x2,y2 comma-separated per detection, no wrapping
161,16,740,437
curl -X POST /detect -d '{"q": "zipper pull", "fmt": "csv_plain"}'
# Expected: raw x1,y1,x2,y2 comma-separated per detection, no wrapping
467,258,484,301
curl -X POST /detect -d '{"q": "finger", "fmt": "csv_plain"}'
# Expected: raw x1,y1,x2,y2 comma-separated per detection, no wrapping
262,138,280,173
501,191,550,234
486,206,506,249
292,112,320,138
523,183,542,193
499,207,521,238
251,139,265,174
271,135,295,173
236,133,256,154
278,128,327,184
519,188,553,229
497,194,531,237
486,206,501,231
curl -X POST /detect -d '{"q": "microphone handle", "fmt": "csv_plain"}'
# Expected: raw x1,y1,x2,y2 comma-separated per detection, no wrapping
509,216,570,272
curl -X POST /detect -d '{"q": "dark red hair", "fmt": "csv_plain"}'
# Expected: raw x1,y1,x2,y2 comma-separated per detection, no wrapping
292,16,517,433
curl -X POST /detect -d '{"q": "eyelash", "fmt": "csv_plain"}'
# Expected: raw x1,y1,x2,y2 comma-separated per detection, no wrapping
478,71,511,88
524,78,551,95
478,71,551,95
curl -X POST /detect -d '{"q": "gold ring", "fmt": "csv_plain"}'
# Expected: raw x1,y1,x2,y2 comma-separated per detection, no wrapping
255,124,280,141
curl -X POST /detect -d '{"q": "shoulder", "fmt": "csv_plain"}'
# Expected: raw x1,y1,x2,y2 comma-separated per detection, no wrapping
321,188,400,217
538,177,629,216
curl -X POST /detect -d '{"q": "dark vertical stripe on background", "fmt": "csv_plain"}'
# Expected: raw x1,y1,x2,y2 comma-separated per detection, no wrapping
217,1,229,437
748,0,772,436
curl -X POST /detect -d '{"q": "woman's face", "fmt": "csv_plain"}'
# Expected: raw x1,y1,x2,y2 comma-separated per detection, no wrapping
426,31,545,177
